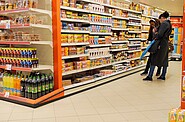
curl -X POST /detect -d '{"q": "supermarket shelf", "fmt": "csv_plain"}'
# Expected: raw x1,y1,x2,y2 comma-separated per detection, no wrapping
62,54,89,59
60,6,89,13
129,17,142,21
127,49,141,53
128,44,141,46
141,23,150,26
127,23,142,26
0,65,53,72
62,42,89,46
89,32,112,35
63,64,145,90
112,16,129,20
141,46,148,49
110,48,128,52
62,63,112,76
128,31,142,33
61,30,90,34
90,22,112,26
0,24,52,30
88,44,112,47
89,11,112,16
61,18,89,23
128,38,142,41
126,9,142,14
141,38,147,41
142,14,153,18
111,28,129,31
112,40,129,44
89,54,112,59
0,8,52,17
142,30,149,33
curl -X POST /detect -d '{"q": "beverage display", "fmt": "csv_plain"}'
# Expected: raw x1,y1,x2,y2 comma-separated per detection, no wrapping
1,72,54,100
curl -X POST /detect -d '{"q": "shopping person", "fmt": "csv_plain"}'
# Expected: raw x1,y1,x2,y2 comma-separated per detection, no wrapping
140,19,161,76
143,11,172,81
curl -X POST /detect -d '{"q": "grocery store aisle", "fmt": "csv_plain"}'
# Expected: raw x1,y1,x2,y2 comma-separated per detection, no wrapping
0,62,181,122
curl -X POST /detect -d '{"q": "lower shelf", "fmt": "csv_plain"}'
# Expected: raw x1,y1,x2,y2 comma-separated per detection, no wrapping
64,64,145,90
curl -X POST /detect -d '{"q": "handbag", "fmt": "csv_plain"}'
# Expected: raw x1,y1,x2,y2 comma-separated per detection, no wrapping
148,40,160,53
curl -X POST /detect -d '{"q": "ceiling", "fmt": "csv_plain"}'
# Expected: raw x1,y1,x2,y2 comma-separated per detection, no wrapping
132,0,183,16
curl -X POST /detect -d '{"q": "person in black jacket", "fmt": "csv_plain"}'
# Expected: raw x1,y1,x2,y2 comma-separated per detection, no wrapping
140,19,161,76
143,11,172,81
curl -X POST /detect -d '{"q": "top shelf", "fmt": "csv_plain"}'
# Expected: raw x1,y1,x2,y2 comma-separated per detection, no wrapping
0,8,52,17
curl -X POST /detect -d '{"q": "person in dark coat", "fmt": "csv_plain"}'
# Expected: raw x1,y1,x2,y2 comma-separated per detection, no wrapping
140,19,161,76
143,11,172,81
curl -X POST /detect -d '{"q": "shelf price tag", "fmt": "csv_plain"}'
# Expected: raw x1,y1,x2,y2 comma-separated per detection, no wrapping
5,64,12,71
5,21,10,29
4,92,10,98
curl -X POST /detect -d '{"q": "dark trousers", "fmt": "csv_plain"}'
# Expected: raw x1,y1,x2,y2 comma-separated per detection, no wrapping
144,55,161,74
148,65,167,78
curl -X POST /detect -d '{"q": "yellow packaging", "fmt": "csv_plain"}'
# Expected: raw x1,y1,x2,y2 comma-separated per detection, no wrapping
74,34,83,42
84,34,89,42
61,34,68,43
176,110,185,122
168,109,177,122
68,34,74,43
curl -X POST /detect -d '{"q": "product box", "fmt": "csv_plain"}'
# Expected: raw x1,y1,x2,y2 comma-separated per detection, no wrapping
61,34,68,43
62,80,72,86
68,34,74,43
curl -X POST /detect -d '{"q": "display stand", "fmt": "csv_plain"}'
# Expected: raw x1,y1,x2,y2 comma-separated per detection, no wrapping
0,0,165,108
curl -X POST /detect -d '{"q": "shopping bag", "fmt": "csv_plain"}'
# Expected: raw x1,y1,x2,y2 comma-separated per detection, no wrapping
140,40,155,60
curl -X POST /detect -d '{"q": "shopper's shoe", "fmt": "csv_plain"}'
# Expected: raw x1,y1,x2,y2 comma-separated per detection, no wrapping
157,76,166,80
156,73,160,76
140,72,148,76
143,76,153,81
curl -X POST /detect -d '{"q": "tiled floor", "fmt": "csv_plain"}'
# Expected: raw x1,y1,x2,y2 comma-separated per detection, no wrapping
0,61,181,122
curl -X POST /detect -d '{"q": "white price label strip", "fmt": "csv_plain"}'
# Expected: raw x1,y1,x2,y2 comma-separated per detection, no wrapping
5,21,10,29
5,64,12,70
4,92,10,98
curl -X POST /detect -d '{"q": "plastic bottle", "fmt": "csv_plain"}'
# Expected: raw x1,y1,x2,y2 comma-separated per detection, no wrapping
20,76,25,97
45,75,49,94
37,76,41,98
16,75,21,97
49,74,54,92
28,76,32,99
41,75,46,96
32,76,37,100
25,75,29,98
3,73,7,93
9,75,14,95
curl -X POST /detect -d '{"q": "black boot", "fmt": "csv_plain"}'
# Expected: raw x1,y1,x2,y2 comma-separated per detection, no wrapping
157,76,166,80
143,76,153,81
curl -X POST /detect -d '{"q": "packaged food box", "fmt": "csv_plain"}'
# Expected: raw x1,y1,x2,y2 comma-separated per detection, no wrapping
61,34,68,43
68,34,74,43
68,47,77,55
62,80,72,86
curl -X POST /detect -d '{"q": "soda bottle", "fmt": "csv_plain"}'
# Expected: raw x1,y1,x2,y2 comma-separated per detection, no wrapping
20,76,25,97
37,76,41,98
32,76,37,100
9,75,14,95
45,75,49,94
49,74,54,92
41,75,46,96
28,77,32,99
3,73,7,93
25,75,29,98
16,75,21,97
13,75,17,95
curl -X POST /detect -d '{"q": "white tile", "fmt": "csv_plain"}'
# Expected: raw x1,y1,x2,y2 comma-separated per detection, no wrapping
0,113,11,121
32,118,56,122
79,115,104,122
9,112,33,120
55,109,77,117
56,116,79,122
100,113,127,122
33,111,55,119
8,120,32,122
121,112,148,121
